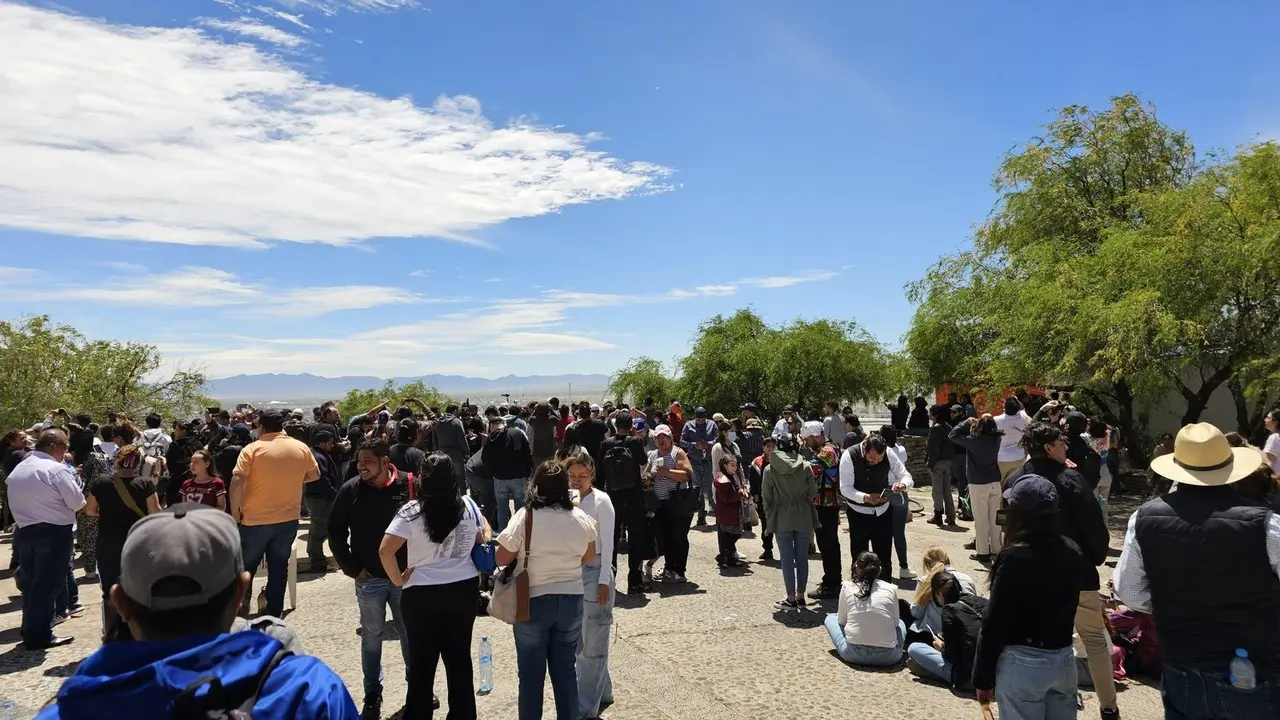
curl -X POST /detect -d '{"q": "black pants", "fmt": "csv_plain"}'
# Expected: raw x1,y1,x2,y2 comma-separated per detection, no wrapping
401,577,480,719
654,499,693,574
96,532,134,642
753,493,773,552
611,488,654,586
845,507,893,582
814,506,843,588
716,530,738,563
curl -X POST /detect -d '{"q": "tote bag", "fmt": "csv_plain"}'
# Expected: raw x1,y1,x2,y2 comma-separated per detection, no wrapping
489,507,533,624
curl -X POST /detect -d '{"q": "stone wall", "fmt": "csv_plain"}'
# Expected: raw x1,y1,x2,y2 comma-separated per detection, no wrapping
902,434,931,485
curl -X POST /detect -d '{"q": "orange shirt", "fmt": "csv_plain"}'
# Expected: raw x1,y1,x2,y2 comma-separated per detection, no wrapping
233,432,319,526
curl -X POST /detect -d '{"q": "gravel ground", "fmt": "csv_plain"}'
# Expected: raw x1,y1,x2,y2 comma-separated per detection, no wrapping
0,488,1163,719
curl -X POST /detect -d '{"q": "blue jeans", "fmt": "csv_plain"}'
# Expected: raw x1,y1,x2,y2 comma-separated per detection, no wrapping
495,477,527,531
355,577,408,698
1161,665,1280,720
824,614,904,667
907,642,952,684
690,458,714,515
18,523,74,647
239,520,298,618
577,561,614,718
890,496,909,568
56,555,78,614
995,646,1078,720
775,529,809,599
514,593,583,720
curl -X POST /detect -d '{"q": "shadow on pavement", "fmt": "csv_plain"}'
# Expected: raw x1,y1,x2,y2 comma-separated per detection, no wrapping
653,582,705,599
773,609,824,629
0,642,47,675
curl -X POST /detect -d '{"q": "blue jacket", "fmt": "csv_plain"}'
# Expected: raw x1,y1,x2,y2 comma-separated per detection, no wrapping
37,630,358,719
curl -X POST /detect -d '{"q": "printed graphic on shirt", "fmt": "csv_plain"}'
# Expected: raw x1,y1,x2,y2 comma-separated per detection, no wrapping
181,477,227,508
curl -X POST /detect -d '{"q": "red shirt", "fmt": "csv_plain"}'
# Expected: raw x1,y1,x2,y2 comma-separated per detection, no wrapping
181,476,226,508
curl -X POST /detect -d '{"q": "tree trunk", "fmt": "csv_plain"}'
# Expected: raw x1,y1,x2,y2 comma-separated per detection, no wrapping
1079,379,1146,469
1177,363,1235,427
1228,379,1271,445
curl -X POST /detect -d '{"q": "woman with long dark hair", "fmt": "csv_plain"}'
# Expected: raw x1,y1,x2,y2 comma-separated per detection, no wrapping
380,452,487,719
497,460,598,720
949,415,1004,563
972,475,1085,719
179,449,227,510
824,551,904,666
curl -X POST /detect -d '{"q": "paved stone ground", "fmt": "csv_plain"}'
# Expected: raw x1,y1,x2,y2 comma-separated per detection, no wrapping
0,489,1163,719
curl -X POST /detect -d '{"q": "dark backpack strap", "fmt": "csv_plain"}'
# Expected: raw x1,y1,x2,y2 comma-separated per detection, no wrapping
236,648,293,713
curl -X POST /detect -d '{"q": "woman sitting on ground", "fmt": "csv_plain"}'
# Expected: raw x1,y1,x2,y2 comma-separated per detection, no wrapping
823,551,904,667
905,546,979,646
906,571,987,689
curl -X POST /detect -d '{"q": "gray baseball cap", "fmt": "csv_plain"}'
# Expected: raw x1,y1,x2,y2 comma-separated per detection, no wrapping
120,502,244,611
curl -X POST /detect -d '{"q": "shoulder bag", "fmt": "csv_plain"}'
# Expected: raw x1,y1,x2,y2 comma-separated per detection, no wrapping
489,506,532,624
467,497,498,575
112,475,147,519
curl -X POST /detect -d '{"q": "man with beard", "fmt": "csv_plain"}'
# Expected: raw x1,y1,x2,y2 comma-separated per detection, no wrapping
328,439,424,719
839,434,912,581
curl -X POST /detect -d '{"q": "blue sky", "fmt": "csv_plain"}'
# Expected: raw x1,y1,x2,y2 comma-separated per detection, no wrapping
2,0,1279,380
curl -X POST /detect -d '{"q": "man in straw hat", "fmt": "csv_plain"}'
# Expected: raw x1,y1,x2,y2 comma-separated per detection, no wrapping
1115,422,1279,719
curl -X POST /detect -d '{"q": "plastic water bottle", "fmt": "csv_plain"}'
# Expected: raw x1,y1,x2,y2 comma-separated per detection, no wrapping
477,636,494,694
1230,648,1256,689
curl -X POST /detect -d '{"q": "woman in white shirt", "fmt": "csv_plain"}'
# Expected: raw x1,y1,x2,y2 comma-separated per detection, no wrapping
379,452,487,719
497,460,598,720
564,450,616,720
823,551,905,667
994,397,1030,485
1263,409,1280,476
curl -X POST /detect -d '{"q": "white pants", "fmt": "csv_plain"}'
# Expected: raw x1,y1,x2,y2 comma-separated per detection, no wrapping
1095,467,1113,524
970,483,1002,556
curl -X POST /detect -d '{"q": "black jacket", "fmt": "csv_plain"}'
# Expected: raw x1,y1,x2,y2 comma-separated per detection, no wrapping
1066,435,1102,490
1011,456,1110,590
327,470,413,579
304,447,341,499
972,535,1086,690
433,415,468,455
941,593,987,689
164,437,198,483
483,427,533,480
925,422,955,466
389,443,425,476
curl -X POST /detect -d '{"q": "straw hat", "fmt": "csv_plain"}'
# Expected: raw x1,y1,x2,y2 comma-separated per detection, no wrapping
1149,423,1265,487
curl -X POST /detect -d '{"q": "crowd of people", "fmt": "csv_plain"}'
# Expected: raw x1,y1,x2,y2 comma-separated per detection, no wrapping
2,393,1279,720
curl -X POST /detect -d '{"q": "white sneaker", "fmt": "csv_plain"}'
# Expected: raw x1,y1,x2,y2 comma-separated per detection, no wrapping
900,567,917,580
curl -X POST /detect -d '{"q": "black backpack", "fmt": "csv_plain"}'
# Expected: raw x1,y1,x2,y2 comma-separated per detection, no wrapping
169,648,291,719
601,442,641,491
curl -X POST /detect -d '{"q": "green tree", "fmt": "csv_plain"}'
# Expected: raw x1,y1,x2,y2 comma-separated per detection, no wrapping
768,319,888,410
677,309,777,413
607,357,678,407
0,315,210,429
335,379,454,422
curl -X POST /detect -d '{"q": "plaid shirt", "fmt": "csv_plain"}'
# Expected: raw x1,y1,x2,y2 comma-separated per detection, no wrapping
809,442,842,508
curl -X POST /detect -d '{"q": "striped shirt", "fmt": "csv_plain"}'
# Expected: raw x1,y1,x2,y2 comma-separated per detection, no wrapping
648,447,682,499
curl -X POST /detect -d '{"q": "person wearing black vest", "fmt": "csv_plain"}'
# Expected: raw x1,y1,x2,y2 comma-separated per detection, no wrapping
839,434,913,582
1116,423,1280,720
1009,421,1117,719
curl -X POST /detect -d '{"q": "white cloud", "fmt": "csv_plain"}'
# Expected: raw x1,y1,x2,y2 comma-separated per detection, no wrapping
744,271,839,288
407,269,431,277
16,265,422,317
0,3,670,248
97,261,147,273
484,332,617,356
252,6,312,30
694,284,737,296
266,0,416,14
200,17,307,48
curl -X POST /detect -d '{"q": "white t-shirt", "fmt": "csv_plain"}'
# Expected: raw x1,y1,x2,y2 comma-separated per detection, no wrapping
1265,433,1280,475
577,489,616,587
836,579,900,648
498,506,597,598
995,411,1030,463
385,497,482,588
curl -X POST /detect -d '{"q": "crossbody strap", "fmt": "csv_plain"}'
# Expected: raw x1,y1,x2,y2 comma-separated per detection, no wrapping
520,505,534,571
112,476,146,519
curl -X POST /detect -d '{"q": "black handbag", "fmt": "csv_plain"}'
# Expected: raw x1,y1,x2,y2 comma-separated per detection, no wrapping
669,483,699,517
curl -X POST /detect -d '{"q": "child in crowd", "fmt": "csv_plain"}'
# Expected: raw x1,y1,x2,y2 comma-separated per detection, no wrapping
180,449,227,511
714,455,746,568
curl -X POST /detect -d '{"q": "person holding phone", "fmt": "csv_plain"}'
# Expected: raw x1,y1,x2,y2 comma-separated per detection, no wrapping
839,434,913,583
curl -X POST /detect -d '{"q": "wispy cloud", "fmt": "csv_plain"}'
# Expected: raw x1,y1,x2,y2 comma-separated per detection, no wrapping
200,17,308,48
10,266,424,317
252,5,312,30
265,0,416,15
407,269,431,278
97,261,148,273
0,3,671,249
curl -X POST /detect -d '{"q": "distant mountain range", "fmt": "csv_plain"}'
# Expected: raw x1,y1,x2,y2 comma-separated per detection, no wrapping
204,372,612,401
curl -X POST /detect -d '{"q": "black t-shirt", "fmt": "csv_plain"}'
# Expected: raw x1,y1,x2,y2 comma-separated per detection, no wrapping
389,443,425,475
92,475,157,537
3,448,28,476
575,418,610,465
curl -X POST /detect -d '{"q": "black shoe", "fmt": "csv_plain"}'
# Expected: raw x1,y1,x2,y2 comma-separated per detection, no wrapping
1100,708,1121,720
964,540,976,550
807,585,839,600
24,634,74,650
361,693,382,720
759,549,773,561
696,514,707,527
433,694,440,710
970,553,993,563
926,513,943,525
808,544,818,556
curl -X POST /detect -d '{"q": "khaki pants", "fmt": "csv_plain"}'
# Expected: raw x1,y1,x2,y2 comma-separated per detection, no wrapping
997,459,1024,487
969,483,1002,556
1075,590,1118,709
